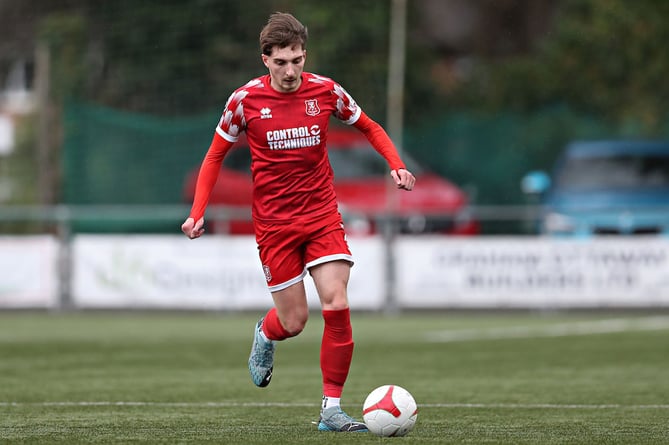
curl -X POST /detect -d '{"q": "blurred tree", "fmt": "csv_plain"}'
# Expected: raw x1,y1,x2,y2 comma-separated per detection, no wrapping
462,0,669,134
60,0,390,119
38,12,87,101
289,1,390,121
30,12,88,204
87,0,271,114
405,0,559,125
6,0,669,209
6,1,669,129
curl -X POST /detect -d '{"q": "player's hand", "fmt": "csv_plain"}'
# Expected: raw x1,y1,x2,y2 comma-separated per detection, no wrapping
181,217,205,239
391,168,416,191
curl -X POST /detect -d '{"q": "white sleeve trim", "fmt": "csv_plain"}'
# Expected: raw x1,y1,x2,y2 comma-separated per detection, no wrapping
343,106,362,126
216,126,239,143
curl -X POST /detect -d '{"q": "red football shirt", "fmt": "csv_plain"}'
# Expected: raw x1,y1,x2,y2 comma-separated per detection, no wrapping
191,72,404,224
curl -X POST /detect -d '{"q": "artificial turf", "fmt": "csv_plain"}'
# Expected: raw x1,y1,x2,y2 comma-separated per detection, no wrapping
1,311,668,444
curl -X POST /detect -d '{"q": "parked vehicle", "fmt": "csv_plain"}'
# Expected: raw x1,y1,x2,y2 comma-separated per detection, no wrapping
183,128,479,235
522,139,669,237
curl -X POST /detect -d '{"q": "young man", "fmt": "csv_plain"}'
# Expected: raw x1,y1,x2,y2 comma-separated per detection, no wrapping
181,12,415,432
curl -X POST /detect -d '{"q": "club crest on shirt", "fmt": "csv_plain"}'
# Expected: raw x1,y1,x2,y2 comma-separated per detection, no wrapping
263,265,272,282
305,99,320,116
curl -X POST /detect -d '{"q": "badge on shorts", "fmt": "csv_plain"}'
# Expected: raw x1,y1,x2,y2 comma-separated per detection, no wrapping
263,265,272,283
305,99,320,116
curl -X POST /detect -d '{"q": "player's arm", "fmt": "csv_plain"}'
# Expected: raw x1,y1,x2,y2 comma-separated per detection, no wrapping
181,134,234,239
353,112,416,191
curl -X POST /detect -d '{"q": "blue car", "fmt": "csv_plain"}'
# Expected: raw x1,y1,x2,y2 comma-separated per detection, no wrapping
522,140,669,237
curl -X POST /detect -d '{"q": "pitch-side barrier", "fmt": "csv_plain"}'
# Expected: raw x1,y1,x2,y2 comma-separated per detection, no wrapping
2,205,669,310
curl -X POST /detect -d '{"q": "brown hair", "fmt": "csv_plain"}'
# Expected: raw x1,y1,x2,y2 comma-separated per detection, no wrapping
259,12,308,56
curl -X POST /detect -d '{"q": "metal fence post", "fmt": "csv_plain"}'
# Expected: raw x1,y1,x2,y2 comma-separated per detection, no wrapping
380,215,400,314
55,205,73,310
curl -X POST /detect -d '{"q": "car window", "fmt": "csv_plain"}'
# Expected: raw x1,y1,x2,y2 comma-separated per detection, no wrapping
555,154,669,189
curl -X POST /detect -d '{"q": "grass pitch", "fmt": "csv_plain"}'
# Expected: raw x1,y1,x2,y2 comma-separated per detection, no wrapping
1,311,668,444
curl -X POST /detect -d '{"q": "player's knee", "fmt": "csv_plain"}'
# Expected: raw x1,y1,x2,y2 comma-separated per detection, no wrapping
283,320,306,336
282,312,308,336
325,300,349,311
320,291,349,311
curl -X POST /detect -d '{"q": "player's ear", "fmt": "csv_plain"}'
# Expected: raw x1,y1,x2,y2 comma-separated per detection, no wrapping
261,54,269,68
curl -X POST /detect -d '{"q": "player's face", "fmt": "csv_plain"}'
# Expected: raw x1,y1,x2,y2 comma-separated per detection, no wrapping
262,44,306,93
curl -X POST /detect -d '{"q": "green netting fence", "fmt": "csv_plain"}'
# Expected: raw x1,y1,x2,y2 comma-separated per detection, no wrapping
63,101,215,205
62,101,219,232
404,106,621,206
63,101,659,232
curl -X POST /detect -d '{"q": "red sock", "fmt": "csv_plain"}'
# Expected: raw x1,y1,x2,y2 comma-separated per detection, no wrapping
261,307,292,341
321,308,354,398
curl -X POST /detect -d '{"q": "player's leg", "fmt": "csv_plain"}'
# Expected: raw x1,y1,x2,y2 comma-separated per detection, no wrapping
268,281,310,337
249,221,308,387
248,281,309,387
311,260,353,398
305,214,367,432
310,261,366,432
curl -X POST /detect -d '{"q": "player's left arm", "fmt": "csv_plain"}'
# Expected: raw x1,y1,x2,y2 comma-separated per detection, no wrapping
353,112,416,191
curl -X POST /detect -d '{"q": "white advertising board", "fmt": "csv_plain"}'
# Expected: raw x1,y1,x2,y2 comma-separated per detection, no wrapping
71,235,385,310
395,236,669,308
0,236,59,308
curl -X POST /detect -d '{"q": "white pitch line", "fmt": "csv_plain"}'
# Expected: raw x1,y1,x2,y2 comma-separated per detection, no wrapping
425,316,669,343
420,403,669,410
1,402,668,409
0,401,315,408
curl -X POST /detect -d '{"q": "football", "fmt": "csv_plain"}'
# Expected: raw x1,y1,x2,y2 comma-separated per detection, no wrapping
362,384,418,437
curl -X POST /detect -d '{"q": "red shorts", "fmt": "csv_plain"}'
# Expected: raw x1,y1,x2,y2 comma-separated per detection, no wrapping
255,212,353,292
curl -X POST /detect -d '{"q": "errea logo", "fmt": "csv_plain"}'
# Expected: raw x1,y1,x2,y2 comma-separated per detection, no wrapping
260,107,272,119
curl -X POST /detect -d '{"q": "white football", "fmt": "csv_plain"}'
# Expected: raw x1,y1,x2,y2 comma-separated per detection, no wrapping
362,384,418,437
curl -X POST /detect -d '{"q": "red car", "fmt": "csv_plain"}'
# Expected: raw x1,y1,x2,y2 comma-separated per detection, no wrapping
183,128,479,235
